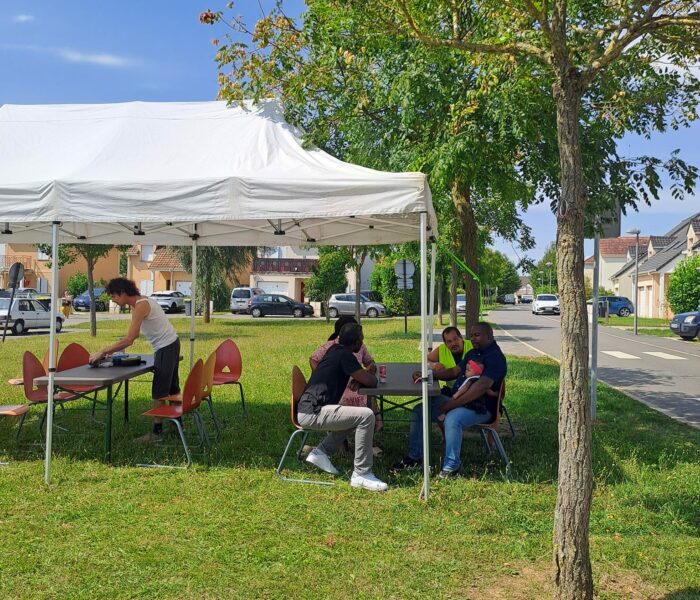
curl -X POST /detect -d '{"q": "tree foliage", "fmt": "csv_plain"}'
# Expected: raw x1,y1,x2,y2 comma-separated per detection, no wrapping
480,249,521,296
173,246,255,323
305,247,349,319
529,243,559,296
667,254,700,314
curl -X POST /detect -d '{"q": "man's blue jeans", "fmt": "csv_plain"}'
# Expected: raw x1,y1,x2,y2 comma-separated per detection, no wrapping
408,395,492,472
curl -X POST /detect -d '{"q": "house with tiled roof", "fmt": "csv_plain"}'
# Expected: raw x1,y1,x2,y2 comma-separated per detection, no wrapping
610,211,700,318
584,235,650,292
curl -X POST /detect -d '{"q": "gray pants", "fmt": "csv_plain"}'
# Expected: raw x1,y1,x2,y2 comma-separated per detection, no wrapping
297,405,375,476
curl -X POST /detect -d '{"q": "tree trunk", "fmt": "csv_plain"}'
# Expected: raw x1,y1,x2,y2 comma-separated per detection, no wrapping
552,75,593,600
87,256,97,337
354,247,367,323
451,180,480,332
437,275,444,326
449,263,457,327
204,278,211,324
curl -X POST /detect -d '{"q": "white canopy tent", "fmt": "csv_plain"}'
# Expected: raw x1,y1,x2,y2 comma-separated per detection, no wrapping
0,100,438,496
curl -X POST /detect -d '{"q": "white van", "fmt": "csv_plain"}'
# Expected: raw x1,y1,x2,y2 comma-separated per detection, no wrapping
230,287,265,314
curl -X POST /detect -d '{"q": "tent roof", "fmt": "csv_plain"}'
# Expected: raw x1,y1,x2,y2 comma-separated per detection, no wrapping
0,100,435,246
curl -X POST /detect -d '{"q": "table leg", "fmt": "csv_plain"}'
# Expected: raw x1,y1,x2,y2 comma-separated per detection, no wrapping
104,385,113,463
124,379,129,423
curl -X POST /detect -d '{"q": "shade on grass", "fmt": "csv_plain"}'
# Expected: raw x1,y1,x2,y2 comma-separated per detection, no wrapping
0,317,698,599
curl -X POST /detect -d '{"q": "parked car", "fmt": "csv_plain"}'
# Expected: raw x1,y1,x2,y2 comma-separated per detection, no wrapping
532,294,560,315
360,290,383,303
150,291,186,313
230,287,265,314
520,294,534,304
0,297,64,335
73,287,107,312
589,295,634,317
4,287,41,298
455,294,466,312
327,293,386,318
669,310,700,340
248,294,314,318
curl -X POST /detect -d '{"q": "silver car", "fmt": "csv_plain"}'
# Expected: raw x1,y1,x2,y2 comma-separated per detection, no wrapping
0,297,64,335
150,291,186,313
327,293,386,318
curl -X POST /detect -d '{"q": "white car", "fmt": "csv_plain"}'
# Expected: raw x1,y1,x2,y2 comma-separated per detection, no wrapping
150,291,187,313
532,294,560,315
455,294,466,312
0,297,64,335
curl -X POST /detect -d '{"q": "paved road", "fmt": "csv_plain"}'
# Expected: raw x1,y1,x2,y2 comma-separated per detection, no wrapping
489,305,700,429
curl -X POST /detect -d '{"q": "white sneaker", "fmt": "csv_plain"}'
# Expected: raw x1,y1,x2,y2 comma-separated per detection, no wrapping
350,471,389,492
305,448,339,475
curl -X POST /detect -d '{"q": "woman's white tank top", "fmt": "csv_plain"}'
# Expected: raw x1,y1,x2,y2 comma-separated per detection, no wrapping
135,297,178,351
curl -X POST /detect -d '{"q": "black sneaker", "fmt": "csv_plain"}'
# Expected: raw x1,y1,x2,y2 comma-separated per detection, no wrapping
437,469,459,480
391,456,421,471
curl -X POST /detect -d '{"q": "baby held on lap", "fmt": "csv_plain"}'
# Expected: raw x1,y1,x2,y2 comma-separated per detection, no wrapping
437,359,484,422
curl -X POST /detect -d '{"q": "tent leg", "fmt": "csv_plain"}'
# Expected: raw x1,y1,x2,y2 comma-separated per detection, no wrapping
419,213,430,502
189,226,198,370
44,221,60,485
428,242,436,351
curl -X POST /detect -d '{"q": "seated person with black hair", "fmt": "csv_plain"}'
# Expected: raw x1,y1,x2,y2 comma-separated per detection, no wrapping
297,323,387,491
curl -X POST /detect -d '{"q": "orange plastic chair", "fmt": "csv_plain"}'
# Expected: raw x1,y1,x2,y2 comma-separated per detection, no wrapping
212,339,246,415
0,403,30,465
139,359,208,468
57,342,102,418
7,339,59,386
18,351,76,440
276,366,334,486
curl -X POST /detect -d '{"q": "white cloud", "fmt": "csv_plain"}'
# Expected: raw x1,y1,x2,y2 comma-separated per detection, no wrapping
0,43,137,68
12,14,34,23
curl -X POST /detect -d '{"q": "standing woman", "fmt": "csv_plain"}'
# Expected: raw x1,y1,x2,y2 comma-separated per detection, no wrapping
89,277,180,443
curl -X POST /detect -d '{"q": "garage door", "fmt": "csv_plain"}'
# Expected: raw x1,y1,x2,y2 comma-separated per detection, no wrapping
257,281,288,295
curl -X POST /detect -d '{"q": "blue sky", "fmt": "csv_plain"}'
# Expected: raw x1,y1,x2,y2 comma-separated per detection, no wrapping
1,1,697,263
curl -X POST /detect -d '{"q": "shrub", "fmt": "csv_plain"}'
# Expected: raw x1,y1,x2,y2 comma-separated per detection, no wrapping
66,272,88,297
667,254,700,313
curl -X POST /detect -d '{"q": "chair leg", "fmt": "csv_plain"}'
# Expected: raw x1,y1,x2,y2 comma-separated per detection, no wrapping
205,396,221,440
295,430,310,461
502,404,515,438
277,429,334,486
234,381,246,416
16,410,28,442
137,418,192,469
193,410,211,455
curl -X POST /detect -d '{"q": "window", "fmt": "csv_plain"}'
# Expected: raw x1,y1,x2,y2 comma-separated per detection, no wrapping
140,245,155,262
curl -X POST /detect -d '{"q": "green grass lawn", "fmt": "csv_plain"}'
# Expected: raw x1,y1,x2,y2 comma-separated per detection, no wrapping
1,317,698,599
598,316,669,328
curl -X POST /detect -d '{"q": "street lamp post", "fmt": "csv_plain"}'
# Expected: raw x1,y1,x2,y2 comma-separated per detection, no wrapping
539,272,544,293
546,261,553,294
627,228,641,335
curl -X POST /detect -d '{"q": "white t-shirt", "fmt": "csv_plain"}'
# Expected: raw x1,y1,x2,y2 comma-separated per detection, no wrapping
135,297,178,351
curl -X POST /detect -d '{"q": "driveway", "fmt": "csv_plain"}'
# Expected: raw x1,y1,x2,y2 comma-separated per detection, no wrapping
489,305,700,429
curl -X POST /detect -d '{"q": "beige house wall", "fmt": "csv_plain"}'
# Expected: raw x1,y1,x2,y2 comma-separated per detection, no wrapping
2,243,120,294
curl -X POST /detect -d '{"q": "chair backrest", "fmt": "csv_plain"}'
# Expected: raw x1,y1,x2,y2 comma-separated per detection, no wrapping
213,339,243,379
290,366,307,429
41,339,60,372
22,351,47,403
180,359,204,412
200,352,217,400
57,342,90,372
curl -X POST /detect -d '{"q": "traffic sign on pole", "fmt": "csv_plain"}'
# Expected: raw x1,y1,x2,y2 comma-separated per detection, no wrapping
394,259,415,278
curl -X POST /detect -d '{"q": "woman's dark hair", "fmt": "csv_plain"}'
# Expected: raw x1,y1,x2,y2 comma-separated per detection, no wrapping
328,315,358,341
338,322,363,347
105,277,139,297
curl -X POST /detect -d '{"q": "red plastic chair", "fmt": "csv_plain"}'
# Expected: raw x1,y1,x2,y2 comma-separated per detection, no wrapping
7,339,59,387
200,352,221,439
212,339,246,415
57,342,102,418
139,359,208,468
18,351,76,440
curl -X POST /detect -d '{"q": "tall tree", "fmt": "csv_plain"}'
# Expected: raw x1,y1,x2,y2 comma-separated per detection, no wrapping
202,0,538,335
37,244,122,337
173,246,255,323
204,2,700,596
481,248,522,296
305,247,350,319
529,243,559,296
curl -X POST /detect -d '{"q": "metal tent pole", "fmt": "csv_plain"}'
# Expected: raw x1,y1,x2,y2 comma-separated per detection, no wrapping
419,213,430,501
189,226,198,369
591,234,600,422
44,221,60,485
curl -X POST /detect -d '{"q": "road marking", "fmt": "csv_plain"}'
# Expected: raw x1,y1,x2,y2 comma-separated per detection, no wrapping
642,351,686,360
494,324,560,362
601,331,700,359
602,351,641,359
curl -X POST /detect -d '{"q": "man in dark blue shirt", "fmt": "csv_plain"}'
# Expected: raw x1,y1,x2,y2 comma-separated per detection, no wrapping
393,322,507,478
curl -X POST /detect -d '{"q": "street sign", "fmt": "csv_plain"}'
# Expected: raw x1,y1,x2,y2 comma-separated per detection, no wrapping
397,277,413,290
394,259,415,278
